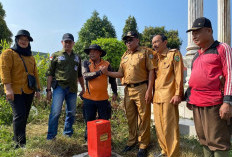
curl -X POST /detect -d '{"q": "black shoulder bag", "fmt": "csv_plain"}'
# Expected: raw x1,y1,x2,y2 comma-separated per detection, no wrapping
18,55,37,91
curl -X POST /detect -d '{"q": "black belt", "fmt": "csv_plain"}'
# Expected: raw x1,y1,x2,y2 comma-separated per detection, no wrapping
126,81,148,88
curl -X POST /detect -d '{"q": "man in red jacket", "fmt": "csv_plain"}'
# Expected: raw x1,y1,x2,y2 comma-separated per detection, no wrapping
186,17,232,157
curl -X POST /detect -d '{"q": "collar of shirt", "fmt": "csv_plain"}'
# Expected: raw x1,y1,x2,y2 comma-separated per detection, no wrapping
126,46,141,54
198,40,219,54
60,49,74,55
157,48,169,60
89,58,104,68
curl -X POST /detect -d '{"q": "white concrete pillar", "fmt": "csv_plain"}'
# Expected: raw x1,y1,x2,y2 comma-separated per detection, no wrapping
218,0,231,46
184,0,203,87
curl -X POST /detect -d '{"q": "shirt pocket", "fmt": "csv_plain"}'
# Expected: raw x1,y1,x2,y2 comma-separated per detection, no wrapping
161,62,171,74
57,60,66,70
131,53,146,66
121,57,129,64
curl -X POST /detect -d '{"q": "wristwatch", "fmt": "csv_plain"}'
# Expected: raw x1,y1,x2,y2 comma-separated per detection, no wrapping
46,89,51,92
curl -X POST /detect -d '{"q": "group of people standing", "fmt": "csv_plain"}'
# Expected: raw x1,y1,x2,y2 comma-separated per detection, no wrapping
0,17,231,157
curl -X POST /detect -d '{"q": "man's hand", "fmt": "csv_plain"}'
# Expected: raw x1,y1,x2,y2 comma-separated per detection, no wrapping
112,93,117,102
186,103,193,110
219,103,231,120
47,91,52,101
35,92,40,99
5,85,14,101
100,66,108,75
145,89,152,104
170,95,181,105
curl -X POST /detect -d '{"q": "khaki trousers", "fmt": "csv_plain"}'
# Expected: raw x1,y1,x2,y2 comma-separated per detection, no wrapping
124,83,151,149
153,102,180,157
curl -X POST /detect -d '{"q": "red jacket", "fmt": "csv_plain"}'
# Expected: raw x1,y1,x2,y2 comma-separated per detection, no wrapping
186,41,232,106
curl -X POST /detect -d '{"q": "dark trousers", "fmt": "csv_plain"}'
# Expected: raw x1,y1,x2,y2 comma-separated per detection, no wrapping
193,105,231,151
9,92,34,146
83,98,111,141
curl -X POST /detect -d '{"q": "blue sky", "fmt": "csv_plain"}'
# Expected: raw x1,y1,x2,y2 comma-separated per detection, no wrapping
1,0,229,55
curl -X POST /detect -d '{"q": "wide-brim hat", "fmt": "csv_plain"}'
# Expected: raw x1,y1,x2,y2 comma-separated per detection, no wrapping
122,31,139,40
186,17,212,33
84,44,106,57
15,29,33,41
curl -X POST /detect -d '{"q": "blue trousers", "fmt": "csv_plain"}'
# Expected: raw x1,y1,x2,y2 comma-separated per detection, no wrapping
47,86,77,140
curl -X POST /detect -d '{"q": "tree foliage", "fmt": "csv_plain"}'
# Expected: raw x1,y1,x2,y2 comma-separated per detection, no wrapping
122,15,140,39
0,2,6,18
0,2,12,43
140,26,182,49
91,38,126,71
74,11,116,60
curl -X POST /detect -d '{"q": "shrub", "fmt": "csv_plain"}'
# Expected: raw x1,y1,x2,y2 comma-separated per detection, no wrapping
0,96,12,125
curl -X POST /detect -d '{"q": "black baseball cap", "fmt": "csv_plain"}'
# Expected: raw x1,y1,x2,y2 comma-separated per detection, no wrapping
15,29,33,41
186,17,212,33
84,44,106,57
62,33,74,41
122,31,139,40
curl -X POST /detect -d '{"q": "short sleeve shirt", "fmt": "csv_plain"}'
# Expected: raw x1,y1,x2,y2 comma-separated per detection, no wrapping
118,46,156,84
153,48,184,103
47,50,82,93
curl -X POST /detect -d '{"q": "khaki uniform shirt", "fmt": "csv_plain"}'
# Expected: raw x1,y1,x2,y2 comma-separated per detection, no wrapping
47,50,82,93
118,46,156,84
153,48,184,103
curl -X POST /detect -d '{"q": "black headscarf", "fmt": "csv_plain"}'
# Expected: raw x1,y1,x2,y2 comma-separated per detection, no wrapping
11,37,32,56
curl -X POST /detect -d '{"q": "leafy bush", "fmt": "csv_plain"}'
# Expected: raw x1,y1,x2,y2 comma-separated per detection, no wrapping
33,52,50,91
91,38,126,71
0,96,12,125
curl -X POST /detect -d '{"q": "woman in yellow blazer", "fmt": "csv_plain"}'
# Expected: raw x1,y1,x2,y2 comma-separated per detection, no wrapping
0,30,40,149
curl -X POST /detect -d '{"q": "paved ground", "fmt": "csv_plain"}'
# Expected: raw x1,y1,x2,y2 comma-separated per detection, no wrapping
73,152,122,157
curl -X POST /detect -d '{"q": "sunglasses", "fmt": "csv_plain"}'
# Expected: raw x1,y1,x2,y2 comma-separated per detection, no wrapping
125,38,134,44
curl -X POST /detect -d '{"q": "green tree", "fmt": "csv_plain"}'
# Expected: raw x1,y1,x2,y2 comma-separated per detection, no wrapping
0,39,11,54
91,38,126,71
74,11,116,59
140,26,182,49
122,15,140,39
0,2,12,43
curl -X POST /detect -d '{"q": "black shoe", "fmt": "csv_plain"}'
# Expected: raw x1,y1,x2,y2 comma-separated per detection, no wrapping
122,144,136,152
137,149,147,157
14,144,25,149
154,152,167,157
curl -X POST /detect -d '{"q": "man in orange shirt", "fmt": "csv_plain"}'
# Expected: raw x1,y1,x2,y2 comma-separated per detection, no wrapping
82,44,117,142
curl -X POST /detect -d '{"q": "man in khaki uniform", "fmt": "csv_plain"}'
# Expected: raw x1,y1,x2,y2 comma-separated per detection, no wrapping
101,31,155,157
152,34,184,157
